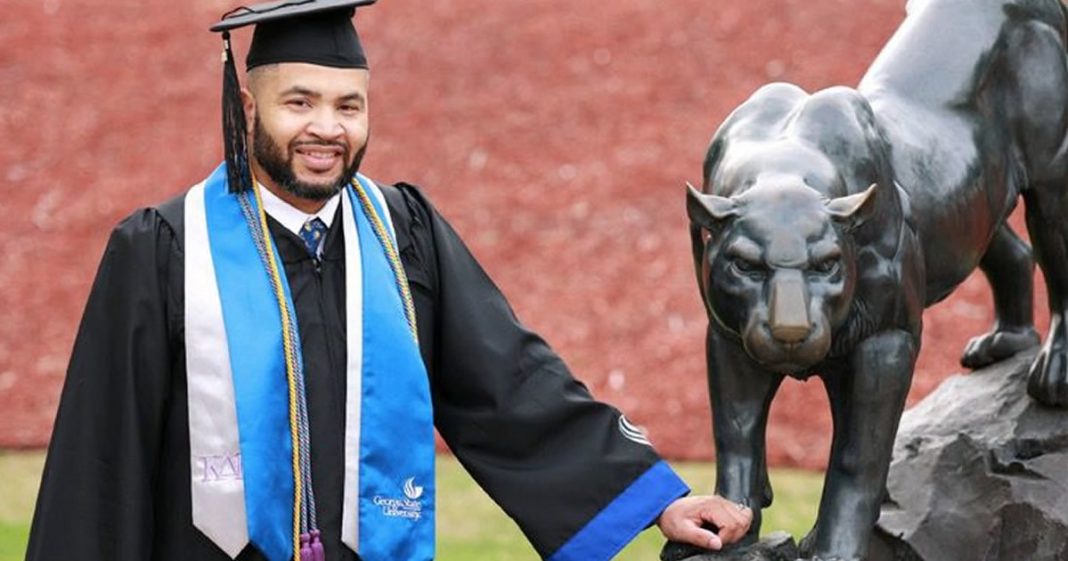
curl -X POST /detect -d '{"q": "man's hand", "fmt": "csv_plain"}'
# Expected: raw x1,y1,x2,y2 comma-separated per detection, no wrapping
656,495,753,551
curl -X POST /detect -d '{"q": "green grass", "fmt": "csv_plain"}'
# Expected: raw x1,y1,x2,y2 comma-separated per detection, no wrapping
0,452,822,561
0,451,44,561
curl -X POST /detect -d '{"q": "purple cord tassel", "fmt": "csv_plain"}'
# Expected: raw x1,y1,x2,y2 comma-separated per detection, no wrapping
299,532,313,561
310,529,325,561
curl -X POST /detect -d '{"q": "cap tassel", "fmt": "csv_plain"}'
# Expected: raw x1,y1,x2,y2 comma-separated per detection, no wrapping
221,31,252,193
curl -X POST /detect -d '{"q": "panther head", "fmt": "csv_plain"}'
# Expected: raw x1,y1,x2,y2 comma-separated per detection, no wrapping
688,176,876,375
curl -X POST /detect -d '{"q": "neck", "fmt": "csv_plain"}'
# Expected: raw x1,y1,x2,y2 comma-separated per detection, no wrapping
251,162,330,214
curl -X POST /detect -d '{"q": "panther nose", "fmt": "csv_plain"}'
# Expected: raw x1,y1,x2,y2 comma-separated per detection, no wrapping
771,323,811,344
769,270,811,344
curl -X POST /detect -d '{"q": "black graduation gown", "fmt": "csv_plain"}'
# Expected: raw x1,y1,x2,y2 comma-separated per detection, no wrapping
26,182,684,561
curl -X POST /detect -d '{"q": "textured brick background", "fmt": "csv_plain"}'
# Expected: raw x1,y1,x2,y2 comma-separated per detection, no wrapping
0,0,1046,468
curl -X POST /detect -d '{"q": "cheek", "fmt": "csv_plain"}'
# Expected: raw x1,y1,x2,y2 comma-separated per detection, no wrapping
258,112,304,148
809,274,854,321
343,117,369,147
708,262,764,326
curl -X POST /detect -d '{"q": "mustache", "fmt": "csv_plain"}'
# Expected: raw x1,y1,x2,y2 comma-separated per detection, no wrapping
292,138,348,148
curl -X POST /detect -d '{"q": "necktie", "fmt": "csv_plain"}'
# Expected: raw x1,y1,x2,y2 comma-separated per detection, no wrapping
300,217,328,258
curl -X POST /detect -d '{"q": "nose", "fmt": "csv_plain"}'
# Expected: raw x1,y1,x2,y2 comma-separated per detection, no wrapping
307,109,345,139
769,269,811,344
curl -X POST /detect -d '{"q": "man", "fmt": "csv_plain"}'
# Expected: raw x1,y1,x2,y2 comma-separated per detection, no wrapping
27,2,752,560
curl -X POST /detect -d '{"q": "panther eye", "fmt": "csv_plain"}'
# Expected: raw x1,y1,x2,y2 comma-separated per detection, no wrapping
811,257,840,275
729,256,766,277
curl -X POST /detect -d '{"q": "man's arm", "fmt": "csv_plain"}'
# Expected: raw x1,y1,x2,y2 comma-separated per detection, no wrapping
390,184,750,559
26,209,177,560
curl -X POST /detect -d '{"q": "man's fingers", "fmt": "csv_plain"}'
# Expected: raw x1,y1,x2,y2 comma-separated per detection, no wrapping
673,522,723,551
657,495,754,550
700,501,742,528
715,517,747,544
699,500,752,544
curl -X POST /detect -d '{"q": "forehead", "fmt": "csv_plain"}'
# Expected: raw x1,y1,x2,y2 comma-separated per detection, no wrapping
717,140,842,193
254,62,370,95
729,182,838,264
741,180,827,231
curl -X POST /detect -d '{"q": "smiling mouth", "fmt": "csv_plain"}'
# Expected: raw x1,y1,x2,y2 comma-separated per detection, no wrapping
294,145,345,172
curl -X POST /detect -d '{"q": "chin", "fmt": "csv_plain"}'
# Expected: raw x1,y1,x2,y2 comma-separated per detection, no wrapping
744,336,829,378
300,167,350,186
770,361,819,379
306,179,345,192
296,168,346,186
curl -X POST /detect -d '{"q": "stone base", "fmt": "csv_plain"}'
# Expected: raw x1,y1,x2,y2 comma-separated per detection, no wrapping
867,527,924,561
663,351,1068,561
874,350,1068,560
660,532,799,561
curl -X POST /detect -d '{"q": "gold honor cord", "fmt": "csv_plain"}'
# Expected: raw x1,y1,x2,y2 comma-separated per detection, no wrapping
350,179,420,343
249,180,305,561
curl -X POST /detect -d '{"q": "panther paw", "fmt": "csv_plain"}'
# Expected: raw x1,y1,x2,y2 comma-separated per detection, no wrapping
1028,338,1068,407
960,327,1039,369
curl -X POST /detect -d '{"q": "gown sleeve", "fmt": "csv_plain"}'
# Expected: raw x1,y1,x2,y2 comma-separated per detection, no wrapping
26,208,180,561
390,184,689,561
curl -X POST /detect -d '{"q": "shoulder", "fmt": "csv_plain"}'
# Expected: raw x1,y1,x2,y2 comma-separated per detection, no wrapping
377,181,436,226
105,191,186,259
375,181,442,287
376,180,441,251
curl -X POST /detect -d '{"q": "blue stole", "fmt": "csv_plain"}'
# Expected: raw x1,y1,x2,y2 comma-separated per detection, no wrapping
185,164,435,561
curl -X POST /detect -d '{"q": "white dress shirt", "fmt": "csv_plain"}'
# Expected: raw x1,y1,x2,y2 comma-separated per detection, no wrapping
257,184,341,258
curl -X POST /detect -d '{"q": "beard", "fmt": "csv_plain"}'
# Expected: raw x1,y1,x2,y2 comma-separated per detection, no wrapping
252,119,368,202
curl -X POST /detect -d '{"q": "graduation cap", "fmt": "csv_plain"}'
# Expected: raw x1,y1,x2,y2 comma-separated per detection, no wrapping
212,0,377,193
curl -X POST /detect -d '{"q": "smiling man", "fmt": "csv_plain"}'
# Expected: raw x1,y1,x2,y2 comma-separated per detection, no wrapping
26,2,751,561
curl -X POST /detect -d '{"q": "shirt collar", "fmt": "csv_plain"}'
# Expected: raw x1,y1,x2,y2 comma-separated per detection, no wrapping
257,183,341,237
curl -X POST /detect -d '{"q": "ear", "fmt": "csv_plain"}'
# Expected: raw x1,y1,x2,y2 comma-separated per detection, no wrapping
686,182,738,230
241,88,256,125
826,183,877,230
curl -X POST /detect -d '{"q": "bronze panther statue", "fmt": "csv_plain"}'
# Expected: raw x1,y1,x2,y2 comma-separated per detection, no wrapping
686,0,1068,559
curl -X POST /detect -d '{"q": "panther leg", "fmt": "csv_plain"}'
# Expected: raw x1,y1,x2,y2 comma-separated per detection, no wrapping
707,327,783,544
1023,185,1068,407
960,223,1039,369
999,1,1068,406
801,330,916,561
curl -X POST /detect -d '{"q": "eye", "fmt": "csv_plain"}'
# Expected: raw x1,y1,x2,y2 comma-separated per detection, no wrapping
729,256,766,277
811,257,840,275
286,98,312,110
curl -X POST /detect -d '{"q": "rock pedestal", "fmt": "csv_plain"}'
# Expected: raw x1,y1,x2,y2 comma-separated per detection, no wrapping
660,532,799,561
872,351,1068,561
664,351,1068,561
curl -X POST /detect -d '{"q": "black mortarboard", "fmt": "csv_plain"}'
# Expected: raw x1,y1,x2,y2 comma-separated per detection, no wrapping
211,0,376,193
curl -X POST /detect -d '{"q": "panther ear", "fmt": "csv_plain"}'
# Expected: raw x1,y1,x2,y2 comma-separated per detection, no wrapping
686,182,738,230
826,183,877,230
